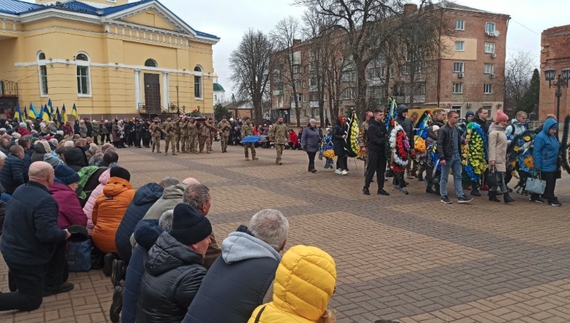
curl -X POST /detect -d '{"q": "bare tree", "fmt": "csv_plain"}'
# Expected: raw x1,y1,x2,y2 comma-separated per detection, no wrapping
271,17,304,127
230,29,273,126
504,51,536,112
295,0,436,115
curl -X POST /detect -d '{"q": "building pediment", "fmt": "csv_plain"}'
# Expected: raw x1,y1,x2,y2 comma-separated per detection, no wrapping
104,1,219,44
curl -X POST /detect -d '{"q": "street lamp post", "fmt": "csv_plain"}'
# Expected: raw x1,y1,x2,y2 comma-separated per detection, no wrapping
544,68,570,126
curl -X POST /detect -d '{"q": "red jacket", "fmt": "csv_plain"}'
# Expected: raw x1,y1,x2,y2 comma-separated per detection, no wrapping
50,181,88,229
289,131,298,144
18,127,31,136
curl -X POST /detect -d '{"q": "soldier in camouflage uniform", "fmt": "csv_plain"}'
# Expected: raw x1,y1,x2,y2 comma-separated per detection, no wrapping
174,116,182,153
163,117,177,156
91,120,100,145
217,117,231,153
269,117,289,165
150,118,163,153
241,117,257,161
207,118,216,153
359,110,373,178
179,117,189,153
187,118,198,153
198,121,210,153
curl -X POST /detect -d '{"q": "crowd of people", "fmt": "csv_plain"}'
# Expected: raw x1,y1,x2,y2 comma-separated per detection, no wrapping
0,123,359,323
354,107,563,207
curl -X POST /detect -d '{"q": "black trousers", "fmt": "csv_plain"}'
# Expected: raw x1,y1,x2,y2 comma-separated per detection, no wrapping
531,171,557,202
1,241,67,311
142,135,151,147
306,151,316,170
336,155,347,171
134,133,141,147
364,151,386,190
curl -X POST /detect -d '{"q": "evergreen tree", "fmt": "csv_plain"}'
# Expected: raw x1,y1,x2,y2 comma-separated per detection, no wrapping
518,68,540,113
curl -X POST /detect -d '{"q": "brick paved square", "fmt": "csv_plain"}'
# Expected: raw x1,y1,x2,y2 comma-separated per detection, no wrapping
1,147,570,323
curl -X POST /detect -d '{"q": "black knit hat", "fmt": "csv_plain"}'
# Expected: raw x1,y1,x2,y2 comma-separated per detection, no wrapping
54,164,80,185
110,166,130,181
169,203,212,246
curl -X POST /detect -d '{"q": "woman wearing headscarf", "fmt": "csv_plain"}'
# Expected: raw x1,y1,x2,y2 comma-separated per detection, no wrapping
332,115,348,175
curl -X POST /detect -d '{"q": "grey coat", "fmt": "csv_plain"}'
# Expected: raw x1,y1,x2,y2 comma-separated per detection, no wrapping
301,126,321,153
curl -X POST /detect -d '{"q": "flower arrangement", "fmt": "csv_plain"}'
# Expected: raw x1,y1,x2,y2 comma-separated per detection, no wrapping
323,149,335,159
390,124,409,173
462,122,487,182
414,136,427,153
507,131,536,177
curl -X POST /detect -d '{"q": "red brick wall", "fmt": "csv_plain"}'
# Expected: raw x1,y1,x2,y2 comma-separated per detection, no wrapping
539,25,570,122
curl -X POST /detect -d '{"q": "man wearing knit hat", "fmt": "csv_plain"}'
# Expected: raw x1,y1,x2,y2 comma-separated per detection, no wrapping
136,203,212,323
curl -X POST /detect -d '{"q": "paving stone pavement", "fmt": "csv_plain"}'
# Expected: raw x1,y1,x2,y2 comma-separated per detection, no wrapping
2,142,570,323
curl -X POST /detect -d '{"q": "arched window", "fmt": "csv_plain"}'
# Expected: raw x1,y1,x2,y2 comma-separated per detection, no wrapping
76,53,91,95
145,59,157,67
194,66,202,99
37,51,48,96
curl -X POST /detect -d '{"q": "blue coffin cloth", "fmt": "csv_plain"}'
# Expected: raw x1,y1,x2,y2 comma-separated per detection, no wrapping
241,135,263,143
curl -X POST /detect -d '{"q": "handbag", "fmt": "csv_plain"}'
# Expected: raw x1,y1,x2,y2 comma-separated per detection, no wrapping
525,176,546,194
486,167,498,188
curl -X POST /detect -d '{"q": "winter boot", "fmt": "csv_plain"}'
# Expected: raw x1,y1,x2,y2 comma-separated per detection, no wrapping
488,191,500,202
503,192,515,204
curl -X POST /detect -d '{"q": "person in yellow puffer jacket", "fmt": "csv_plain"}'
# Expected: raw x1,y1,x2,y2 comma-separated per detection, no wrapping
248,245,337,323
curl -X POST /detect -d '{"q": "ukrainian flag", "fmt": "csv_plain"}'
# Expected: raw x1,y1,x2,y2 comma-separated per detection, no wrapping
62,104,68,123
71,104,80,120
14,105,22,122
56,107,62,124
41,105,51,122
24,107,28,119
29,103,39,119
48,99,55,121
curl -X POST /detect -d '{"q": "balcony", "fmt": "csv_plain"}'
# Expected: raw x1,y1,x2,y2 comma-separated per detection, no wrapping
273,90,283,96
310,101,319,108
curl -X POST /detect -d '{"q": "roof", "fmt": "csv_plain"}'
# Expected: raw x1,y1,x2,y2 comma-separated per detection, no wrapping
0,0,42,15
0,0,219,40
432,1,509,16
213,83,225,92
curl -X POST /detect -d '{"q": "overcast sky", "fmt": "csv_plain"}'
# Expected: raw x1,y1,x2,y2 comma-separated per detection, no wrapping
23,0,569,97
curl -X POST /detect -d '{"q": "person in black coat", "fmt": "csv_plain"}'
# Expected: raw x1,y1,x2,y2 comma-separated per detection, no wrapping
332,115,348,175
63,147,87,172
142,120,151,148
0,162,72,311
182,210,288,323
363,109,390,196
115,181,166,262
136,203,212,323
85,118,93,138
134,119,143,148
0,145,26,194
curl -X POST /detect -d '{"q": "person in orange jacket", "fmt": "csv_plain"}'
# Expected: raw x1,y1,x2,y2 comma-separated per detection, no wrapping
91,166,135,276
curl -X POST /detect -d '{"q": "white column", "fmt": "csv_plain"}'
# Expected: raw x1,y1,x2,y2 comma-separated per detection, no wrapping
134,69,141,109
163,72,169,110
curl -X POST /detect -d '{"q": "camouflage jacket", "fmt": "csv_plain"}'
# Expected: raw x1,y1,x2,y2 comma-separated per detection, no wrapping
150,123,162,136
241,123,255,137
187,122,198,136
162,121,175,137
270,123,289,145
359,120,370,147
199,122,211,137
217,121,231,135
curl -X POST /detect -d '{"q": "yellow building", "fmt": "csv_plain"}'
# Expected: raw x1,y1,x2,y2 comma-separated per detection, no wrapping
0,0,219,120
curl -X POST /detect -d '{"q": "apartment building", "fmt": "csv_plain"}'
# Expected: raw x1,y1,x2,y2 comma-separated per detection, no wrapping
270,2,510,121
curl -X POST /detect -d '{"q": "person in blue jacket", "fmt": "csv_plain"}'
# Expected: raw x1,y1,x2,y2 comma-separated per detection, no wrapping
531,118,561,206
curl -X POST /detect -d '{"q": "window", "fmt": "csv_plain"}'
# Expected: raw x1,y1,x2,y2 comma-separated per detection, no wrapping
484,63,495,74
38,52,48,96
76,53,90,96
453,83,463,94
144,59,157,67
455,41,465,52
485,22,496,34
309,77,317,87
292,65,302,74
194,66,203,99
484,84,493,94
453,62,464,73
342,71,356,82
485,42,495,54
455,19,465,31
343,88,355,99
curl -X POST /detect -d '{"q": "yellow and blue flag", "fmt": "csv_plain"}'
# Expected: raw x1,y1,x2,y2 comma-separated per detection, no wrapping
56,107,62,124
41,105,51,122
14,105,22,122
29,103,39,119
71,104,80,120
62,104,68,123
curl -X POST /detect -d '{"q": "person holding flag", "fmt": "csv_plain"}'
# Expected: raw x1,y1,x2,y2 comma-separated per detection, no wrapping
14,105,22,123
28,103,39,120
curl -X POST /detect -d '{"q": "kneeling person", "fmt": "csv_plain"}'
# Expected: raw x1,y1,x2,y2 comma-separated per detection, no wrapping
136,203,212,323
182,209,289,323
